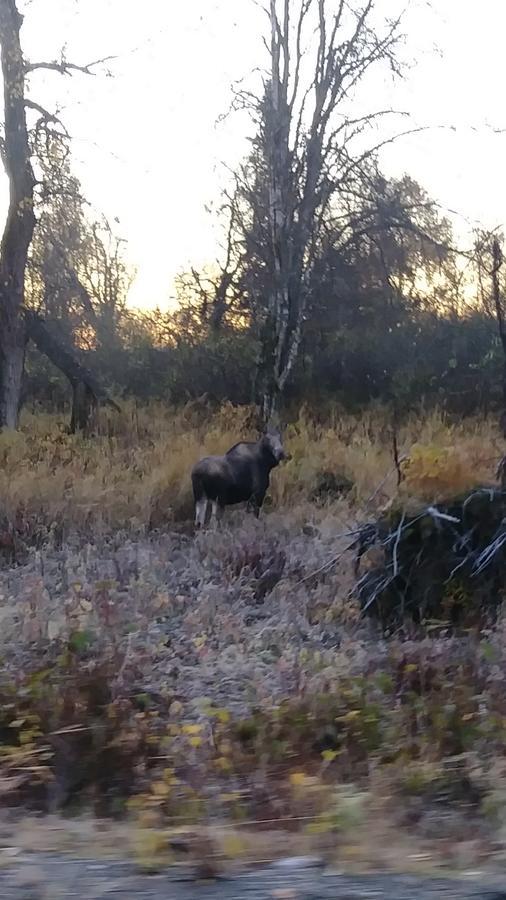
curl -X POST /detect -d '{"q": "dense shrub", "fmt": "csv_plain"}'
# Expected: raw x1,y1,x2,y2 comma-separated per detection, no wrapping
22,310,502,419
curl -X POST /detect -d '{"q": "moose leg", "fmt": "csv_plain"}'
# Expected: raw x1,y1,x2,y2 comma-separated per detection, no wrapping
195,498,208,529
210,500,220,530
248,493,264,519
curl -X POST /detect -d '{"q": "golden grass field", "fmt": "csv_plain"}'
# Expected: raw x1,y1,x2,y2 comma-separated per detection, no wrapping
0,400,503,534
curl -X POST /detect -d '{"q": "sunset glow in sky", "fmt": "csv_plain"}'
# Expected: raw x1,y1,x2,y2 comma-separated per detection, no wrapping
7,0,506,308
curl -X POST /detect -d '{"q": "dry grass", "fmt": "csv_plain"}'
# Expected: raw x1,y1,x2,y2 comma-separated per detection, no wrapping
0,401,502,537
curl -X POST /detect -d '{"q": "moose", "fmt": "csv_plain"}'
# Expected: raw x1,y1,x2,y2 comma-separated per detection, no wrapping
191,427,286,528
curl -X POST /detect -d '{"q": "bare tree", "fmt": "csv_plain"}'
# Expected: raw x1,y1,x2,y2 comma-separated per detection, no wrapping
78,216,134,349
176,194,243,335
0,0,115,430
250,0,406,418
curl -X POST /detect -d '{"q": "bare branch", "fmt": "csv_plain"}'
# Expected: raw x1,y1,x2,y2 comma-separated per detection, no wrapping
25,54,116,76
25,98,66,129
289,0,312,112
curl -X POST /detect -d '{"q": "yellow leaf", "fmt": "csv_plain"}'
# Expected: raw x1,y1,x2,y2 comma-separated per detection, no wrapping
289,771,307,787
189,736,202,748
321,749,338,762
151,781,170,797
182,724,202,735
222,832,246,858
305,818,331,835
130,827,169,872
220,792,240,802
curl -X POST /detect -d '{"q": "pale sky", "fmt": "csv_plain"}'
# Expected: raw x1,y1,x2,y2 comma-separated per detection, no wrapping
8,0,506,308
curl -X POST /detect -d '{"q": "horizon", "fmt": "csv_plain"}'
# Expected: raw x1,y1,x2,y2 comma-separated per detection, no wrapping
4,0,506,310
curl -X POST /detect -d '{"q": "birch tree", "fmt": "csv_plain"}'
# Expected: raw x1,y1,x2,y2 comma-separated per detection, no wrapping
255,0,406,418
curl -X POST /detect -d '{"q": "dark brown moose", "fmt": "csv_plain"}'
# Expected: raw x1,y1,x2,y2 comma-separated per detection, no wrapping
191,427,285,528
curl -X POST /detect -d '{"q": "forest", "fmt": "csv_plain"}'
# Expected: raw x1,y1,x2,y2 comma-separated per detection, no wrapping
0,0,503,428
1,0,506,888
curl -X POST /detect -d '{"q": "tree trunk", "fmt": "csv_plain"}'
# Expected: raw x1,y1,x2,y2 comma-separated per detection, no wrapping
0,0,36,429
0,323,25,428
24,309,120,434
70,382,98,436
491,238,506,436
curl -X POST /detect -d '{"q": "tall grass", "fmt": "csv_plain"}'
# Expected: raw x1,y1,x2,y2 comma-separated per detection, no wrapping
0,401,502,536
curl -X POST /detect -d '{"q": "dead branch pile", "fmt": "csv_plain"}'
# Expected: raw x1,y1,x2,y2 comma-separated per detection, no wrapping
356,489,506,630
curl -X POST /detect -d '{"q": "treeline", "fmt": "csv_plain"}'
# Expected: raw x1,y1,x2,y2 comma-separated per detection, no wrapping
23,270,502,420
22,148,502,419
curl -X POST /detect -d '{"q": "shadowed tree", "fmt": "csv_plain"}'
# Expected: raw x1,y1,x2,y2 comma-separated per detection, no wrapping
0,0,35,428
474,232,506,435
0,0,115,431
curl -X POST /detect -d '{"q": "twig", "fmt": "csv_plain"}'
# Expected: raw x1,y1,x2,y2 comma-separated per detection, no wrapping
115,630,140,688
445,556,469,583
392,426,403,486
365,456,407,507
473,531,506,576
360,573,395,614
391,511,405,578
426,506,460,523
497,456,506,488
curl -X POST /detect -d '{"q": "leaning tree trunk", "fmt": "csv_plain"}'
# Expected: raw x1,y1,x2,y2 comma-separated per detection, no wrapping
0,0,36,429
24,310,120,434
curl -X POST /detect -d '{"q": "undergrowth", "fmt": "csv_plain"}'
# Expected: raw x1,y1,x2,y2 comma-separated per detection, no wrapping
0,403,506,872
0,400,502,540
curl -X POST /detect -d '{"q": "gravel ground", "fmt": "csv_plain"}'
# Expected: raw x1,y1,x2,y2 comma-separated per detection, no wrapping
0,854,506,899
